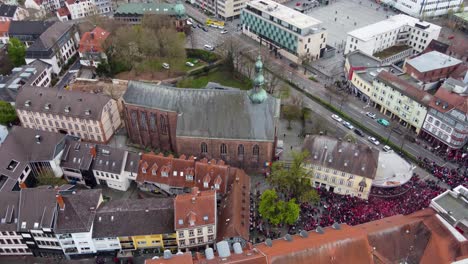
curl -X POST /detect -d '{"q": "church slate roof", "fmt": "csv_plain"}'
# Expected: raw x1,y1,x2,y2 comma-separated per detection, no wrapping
123,81,280,141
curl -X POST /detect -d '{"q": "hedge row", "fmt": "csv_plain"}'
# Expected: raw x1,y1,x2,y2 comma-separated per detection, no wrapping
186,49,219,63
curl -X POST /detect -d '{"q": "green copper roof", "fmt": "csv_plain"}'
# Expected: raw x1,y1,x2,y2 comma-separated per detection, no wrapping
173,3,185,17
249,55,267,104
114,3,180,16
248,88,268,104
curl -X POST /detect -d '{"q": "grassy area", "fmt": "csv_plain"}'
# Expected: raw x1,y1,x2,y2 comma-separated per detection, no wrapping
309,76,318,82
374,45,411,59
138,57,206,72
177,69,252,89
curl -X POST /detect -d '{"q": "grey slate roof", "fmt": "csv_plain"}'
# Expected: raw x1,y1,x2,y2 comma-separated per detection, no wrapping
55,189,102,234
406,51,462,73
8,21,53,38
92,198,174,238
0,126,67,182
123,81,280,141
302,135,379,180
60,140,94,171
27,22,74,52
92,145,126,174
347,50,381,68
0,4,18,18
124,151,140,174
0,191,20,231
18,187,57,231
15,85,111,121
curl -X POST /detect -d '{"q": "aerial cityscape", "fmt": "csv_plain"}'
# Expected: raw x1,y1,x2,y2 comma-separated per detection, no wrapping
0,0,466,263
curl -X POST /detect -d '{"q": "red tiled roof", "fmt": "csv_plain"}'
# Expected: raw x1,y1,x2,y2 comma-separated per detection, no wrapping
430,86,468,113
0,21,10,33
145,253,193,264
217,169,251,242
78,26,110,54
377,71,433,105
57,7,70,17
174,190,216,230
136,153,231,194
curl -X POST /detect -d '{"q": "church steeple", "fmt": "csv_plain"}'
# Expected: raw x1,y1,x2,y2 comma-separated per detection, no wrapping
248,55,268,104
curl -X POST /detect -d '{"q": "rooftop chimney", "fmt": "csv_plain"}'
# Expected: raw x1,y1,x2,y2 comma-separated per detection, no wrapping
56,194,65,210
191,187,199,195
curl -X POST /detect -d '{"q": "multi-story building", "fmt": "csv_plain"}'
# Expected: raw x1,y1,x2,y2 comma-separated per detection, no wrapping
0,192,32,256
92,145,139,191
25,0,61,12
430,185,467,238
92,198,177,254
94,0,112,14
344,14,441,56
18,188,63,258
61,0,97,20
381,0,464,18
0,60,52,103
25,22,80,74
59,140,96,187
0,20,9,45
78,26,110,67
302,135,379,199
55,189,102,259
174,189,217,250
15,86,121,143
404,51,463,85
0,4,29,21
0,126,69,191
122,57,280,172
372,71,432,134
113,3,187,32
420,78,468,150
137,153,231,196
241,0,327,64
7,21,53,47
195,0,247,20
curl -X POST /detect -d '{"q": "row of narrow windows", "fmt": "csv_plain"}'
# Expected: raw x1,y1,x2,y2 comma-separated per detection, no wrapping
201,143,259,156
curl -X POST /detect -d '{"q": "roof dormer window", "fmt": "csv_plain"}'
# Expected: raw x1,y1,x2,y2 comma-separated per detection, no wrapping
64,105,71,113
85,109,91,115
44,103,51,110
24,100,31,107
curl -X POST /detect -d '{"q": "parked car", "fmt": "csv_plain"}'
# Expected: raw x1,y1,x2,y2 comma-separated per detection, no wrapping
289,63,298,69
377,118,390,127
204,44,215,51
220,29,228,34
382,145,392,152
162,63,170,69
197,24,203,28
368,136,380,146
296,2,301,6
202,27,208,32
342,121,354,130
353,129,364,137
186,62,194,67
366,112,376,119
331,114,343,122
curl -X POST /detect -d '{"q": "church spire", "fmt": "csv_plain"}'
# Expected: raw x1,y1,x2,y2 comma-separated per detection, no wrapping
248,55,268,104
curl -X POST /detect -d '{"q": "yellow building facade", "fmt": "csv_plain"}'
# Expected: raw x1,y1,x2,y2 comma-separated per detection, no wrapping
119,233,177,253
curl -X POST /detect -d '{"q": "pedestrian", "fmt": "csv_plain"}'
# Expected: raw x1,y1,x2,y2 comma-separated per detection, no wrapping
283,133,286,138
290,146,293,150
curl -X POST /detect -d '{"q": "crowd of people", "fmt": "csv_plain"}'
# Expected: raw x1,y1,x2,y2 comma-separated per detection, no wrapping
295,175,444,232
419,157,467,188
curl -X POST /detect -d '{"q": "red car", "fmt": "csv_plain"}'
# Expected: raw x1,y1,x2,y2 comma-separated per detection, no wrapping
296,2,301,6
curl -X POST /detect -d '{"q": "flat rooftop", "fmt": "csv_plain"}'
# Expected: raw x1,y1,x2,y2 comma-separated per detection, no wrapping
247,0,322,29
348,14,440,41
432,186,468,224
406,51,462,73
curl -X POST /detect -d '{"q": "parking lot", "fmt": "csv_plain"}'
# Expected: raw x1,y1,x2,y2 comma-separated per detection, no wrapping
284,0,398,51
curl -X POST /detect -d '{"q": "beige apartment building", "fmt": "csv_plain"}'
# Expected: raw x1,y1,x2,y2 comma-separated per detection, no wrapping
302,135,379,200
15,86,121,143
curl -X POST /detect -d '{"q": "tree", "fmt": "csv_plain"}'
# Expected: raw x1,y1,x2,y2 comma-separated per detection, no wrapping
268,151,320,204
0,101,17,125
343,132,357,143
7,38,26,67
258,189,300,225
282,104,302,129
96,61,111,77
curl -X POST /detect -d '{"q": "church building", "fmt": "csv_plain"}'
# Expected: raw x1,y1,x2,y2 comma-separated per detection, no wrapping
122,56,280,170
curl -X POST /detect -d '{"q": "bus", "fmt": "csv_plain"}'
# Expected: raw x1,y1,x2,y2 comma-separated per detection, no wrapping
206,18,225,29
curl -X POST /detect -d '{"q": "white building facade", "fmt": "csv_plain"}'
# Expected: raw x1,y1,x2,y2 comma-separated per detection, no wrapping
92,237,121,252
65,0,97,20
0,231,32,256
345,14,441,56
382,0,464,18
92,151,132,192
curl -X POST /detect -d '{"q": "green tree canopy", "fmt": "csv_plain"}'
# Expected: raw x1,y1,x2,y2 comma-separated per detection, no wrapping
282,104,302,129
258,189,300,225
268,151,320,205
0,101,17,125
7,38,26,67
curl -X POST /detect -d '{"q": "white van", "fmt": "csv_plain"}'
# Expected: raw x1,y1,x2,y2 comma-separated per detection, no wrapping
204,44,215,51
162,63,170,69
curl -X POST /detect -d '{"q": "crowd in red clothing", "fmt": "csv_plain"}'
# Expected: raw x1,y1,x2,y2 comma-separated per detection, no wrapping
296,176,444,231
419,157,467,188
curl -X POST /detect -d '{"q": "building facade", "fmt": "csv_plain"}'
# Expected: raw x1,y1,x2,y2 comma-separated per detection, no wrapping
174,189,217,250
302,135,379,199
420,79,468,150
25,22,80,74
94,0,112,14
404,51,463,84
241,0,327,64
15,86,121,143
0,4,29,21
78,26,110,67
0,20,9,45
195,0,247,20
381,0,464,18
122,57,279,172
344,14,441,56
372,71,431,134
65,0,97,20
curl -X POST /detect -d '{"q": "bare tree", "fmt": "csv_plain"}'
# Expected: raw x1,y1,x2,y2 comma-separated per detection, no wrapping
264,70,281,95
